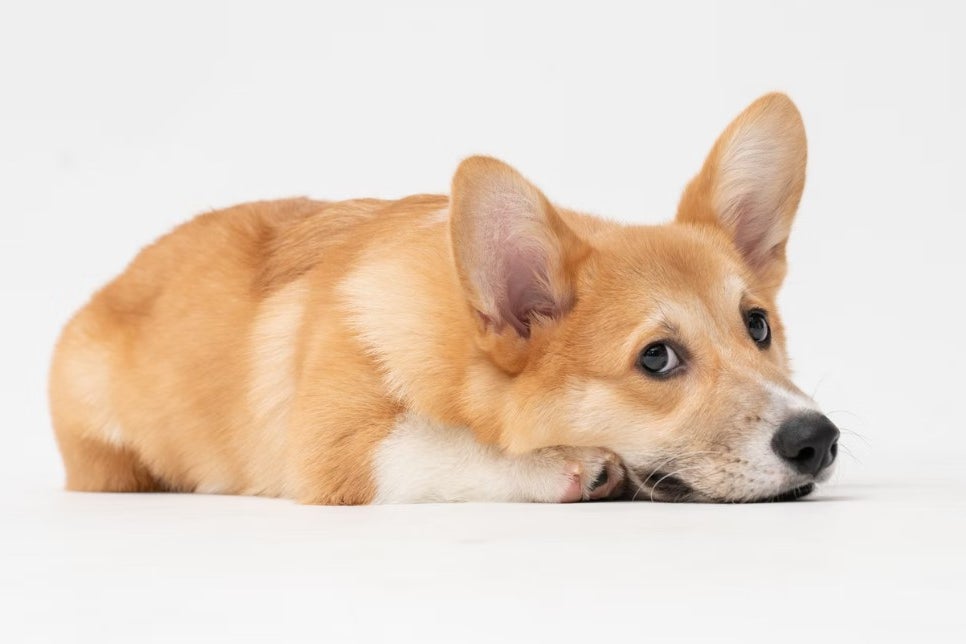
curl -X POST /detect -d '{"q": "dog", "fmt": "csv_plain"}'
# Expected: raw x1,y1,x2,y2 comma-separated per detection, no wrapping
48,93,839,504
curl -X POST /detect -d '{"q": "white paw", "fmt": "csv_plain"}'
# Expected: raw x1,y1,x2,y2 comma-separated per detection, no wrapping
527,446,626,503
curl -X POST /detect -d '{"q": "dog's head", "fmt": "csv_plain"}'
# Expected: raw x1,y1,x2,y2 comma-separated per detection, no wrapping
451,93,837,502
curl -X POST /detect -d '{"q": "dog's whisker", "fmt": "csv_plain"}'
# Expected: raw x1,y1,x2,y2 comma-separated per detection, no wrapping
837,427,872,446
838,443,861,463
809,373,830,400
648,465,704,503
637,450,714,493
824,409,865,423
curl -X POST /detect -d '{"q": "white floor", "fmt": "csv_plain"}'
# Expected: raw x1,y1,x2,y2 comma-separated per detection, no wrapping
3,468,964,644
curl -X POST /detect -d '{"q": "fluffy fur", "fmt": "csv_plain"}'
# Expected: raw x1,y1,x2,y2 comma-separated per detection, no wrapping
49,93,833,504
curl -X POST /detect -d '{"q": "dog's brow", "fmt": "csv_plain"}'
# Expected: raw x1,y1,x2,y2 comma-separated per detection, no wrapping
653,303,681,337
725,275,749,303
620,312,681,358
739,290,769,312
658,318,679,336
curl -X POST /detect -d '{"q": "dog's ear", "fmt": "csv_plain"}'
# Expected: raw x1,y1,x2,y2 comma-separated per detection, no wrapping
450,156,587,340
676,93,807,289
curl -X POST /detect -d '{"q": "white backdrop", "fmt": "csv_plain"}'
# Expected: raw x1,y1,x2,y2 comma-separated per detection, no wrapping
1,2,964,642
4,0,962,485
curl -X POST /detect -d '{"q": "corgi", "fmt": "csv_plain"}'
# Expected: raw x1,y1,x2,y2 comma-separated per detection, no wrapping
48,93,839,505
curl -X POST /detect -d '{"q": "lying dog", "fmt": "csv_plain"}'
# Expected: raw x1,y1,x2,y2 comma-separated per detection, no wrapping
49,93,838,504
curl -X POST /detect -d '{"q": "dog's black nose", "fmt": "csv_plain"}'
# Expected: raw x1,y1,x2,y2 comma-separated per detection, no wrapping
771,412,840,476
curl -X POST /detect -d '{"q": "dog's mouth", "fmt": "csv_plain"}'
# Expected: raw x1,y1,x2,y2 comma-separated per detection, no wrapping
624,470,695,502
627,470,815,504
748,483,815,503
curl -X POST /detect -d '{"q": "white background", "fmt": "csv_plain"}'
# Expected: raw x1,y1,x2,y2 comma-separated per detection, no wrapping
1,1,964,642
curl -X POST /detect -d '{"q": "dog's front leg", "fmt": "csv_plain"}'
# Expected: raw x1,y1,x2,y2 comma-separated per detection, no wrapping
371,413,626,503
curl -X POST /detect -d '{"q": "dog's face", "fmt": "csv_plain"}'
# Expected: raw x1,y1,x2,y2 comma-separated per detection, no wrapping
545,225,833,502
450,93,838,502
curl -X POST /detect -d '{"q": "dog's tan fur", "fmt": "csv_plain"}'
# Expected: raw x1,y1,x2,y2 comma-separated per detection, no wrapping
50,93,823,504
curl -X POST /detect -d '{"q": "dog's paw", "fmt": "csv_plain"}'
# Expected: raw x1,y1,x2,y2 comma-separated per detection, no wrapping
528,446,626,503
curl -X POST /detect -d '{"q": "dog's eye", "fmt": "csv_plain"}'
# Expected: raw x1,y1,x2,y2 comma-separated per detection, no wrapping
638,343,681,375
746,309,770,346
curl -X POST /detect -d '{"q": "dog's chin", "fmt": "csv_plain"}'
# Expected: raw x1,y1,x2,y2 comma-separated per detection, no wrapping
736,483,816,503
693,482,816,504
629,472,816,504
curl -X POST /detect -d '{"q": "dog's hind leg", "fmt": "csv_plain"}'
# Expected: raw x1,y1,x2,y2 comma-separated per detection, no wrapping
53,428,162,493
49,320,163,493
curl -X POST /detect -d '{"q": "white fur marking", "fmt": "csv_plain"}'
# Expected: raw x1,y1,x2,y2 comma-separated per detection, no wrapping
373,413,570,503
760,379,819,413
194,482,227,495
340,256,451,406
419,207,449,227
58,339,126,449
102,423,124,448
243,279,308,497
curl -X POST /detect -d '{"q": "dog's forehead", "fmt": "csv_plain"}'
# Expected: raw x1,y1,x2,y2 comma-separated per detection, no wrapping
567,226,753,353
588,225,748,304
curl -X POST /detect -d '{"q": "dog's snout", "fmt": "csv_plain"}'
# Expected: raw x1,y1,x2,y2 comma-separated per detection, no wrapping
771,412,839,476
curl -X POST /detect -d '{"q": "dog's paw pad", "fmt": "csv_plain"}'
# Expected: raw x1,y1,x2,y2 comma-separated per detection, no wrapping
538,446,625,503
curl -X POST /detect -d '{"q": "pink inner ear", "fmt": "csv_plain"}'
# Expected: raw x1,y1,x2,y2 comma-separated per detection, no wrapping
453,168,573,338
499,245,559,338
729,196,778,269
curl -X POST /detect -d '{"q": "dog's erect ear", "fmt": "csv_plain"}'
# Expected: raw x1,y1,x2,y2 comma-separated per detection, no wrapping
676,93,807,289
450,156,587,339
